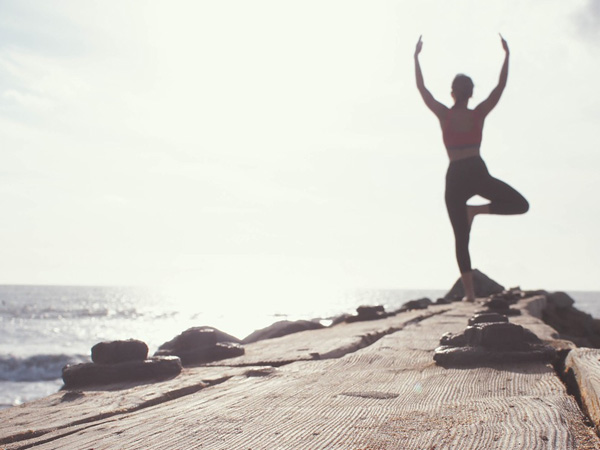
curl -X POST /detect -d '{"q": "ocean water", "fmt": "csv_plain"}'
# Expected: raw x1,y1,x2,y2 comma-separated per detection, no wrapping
0,285,598,410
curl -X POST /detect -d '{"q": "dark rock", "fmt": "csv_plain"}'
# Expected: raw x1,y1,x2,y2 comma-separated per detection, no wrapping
546,291,575,309
243,320,325,344
468,312,509,326
477,297,521,316
156,342,245,366
433,345,555,366
435,297,452,305
62,356,182,388
476,322,538,350
434,320,554,366
399,298,432,311
488,288,523,304
158,326,241,352
542,294,600,348
345,305,388,323
91,339,148,364
444,269,505,300
483,298,509,311
330,313,352,326
440,331,467,347
155,326,244,366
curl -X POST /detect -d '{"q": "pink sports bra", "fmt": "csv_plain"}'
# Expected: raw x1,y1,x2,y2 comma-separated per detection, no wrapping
441,108,484,151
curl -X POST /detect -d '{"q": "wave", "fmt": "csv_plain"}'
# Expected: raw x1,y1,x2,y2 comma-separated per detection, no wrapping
0,354,90,382
1,305,144,320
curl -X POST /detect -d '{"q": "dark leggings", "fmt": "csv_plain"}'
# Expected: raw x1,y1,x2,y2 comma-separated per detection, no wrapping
445,156,529,274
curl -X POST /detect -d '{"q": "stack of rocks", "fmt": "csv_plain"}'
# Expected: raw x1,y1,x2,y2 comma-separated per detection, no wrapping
62,339,182,388
433,310,555,366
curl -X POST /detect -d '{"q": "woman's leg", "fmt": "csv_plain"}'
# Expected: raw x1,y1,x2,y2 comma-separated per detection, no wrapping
475,172,529,216
445,188,476,301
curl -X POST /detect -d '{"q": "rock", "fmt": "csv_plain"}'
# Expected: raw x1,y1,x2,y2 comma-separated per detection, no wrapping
440,331,467,347
434,317,554,366
546,291,576,309
471,322,540,350
433,345,555,366
243,320,325,344
330,313,353,326
542,295,600,348
156,342,245,366
477,297,521,316
399,298,432,311
155,327,244,366
488,288,524,304
468,312,509,326
158,327,241,351
62,356,182,388
444,269,505,300
91,339,148,364
345,305,388,323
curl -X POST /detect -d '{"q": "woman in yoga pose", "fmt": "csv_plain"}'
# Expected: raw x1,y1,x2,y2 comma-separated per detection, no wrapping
414,35,529,301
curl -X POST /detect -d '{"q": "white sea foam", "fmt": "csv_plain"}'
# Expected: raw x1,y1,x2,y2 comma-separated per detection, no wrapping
0,354,89,382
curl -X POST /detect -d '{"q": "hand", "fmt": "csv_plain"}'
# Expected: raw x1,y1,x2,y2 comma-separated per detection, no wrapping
415,35,423,57
499,33,509,54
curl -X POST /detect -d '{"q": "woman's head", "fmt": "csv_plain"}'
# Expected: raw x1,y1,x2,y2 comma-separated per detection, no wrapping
452,74,474,103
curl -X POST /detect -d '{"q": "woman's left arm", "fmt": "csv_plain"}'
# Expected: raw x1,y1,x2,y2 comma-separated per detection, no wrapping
476,34,510,116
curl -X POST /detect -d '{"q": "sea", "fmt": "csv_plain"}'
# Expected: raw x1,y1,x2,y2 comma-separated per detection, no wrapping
1,284,598,410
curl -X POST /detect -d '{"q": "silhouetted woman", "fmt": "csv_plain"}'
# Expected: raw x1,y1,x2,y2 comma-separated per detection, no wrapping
414,35,529,301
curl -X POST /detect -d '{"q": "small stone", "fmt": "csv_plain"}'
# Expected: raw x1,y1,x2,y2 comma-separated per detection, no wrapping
400,298,432,311
440,332,466,347
346,305,387,323
468,312,509,326
91,339,148,364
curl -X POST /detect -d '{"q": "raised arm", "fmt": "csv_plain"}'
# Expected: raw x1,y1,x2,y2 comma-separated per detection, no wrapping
414,36,447,119
475,34,510,117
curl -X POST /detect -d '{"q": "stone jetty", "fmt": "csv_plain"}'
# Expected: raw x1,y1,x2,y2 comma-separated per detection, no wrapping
2,290,600,449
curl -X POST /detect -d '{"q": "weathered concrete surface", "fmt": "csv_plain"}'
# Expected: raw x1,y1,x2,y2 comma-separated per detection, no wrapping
1,299,599,449
565,348,600,434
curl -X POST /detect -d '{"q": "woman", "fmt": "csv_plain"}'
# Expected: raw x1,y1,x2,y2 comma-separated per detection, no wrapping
414,35,529,301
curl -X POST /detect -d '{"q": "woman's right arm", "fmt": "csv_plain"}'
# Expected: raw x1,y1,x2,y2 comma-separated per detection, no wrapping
414,36,447,119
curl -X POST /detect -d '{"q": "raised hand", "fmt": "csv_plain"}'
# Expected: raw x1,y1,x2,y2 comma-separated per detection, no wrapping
415,35,423,57
499,33,509,54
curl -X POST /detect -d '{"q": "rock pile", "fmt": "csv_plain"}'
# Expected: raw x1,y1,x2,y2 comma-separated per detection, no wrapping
542,291,600,348
62,339,182,388
434,311,555,366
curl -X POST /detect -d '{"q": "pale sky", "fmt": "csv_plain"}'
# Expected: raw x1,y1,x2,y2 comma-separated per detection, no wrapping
0,0,599,294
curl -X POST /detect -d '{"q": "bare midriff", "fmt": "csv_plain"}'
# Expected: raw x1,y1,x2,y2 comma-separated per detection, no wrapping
446,145,481,162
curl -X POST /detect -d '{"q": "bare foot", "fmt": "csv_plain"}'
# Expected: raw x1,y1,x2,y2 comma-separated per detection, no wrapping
462,296,475,303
